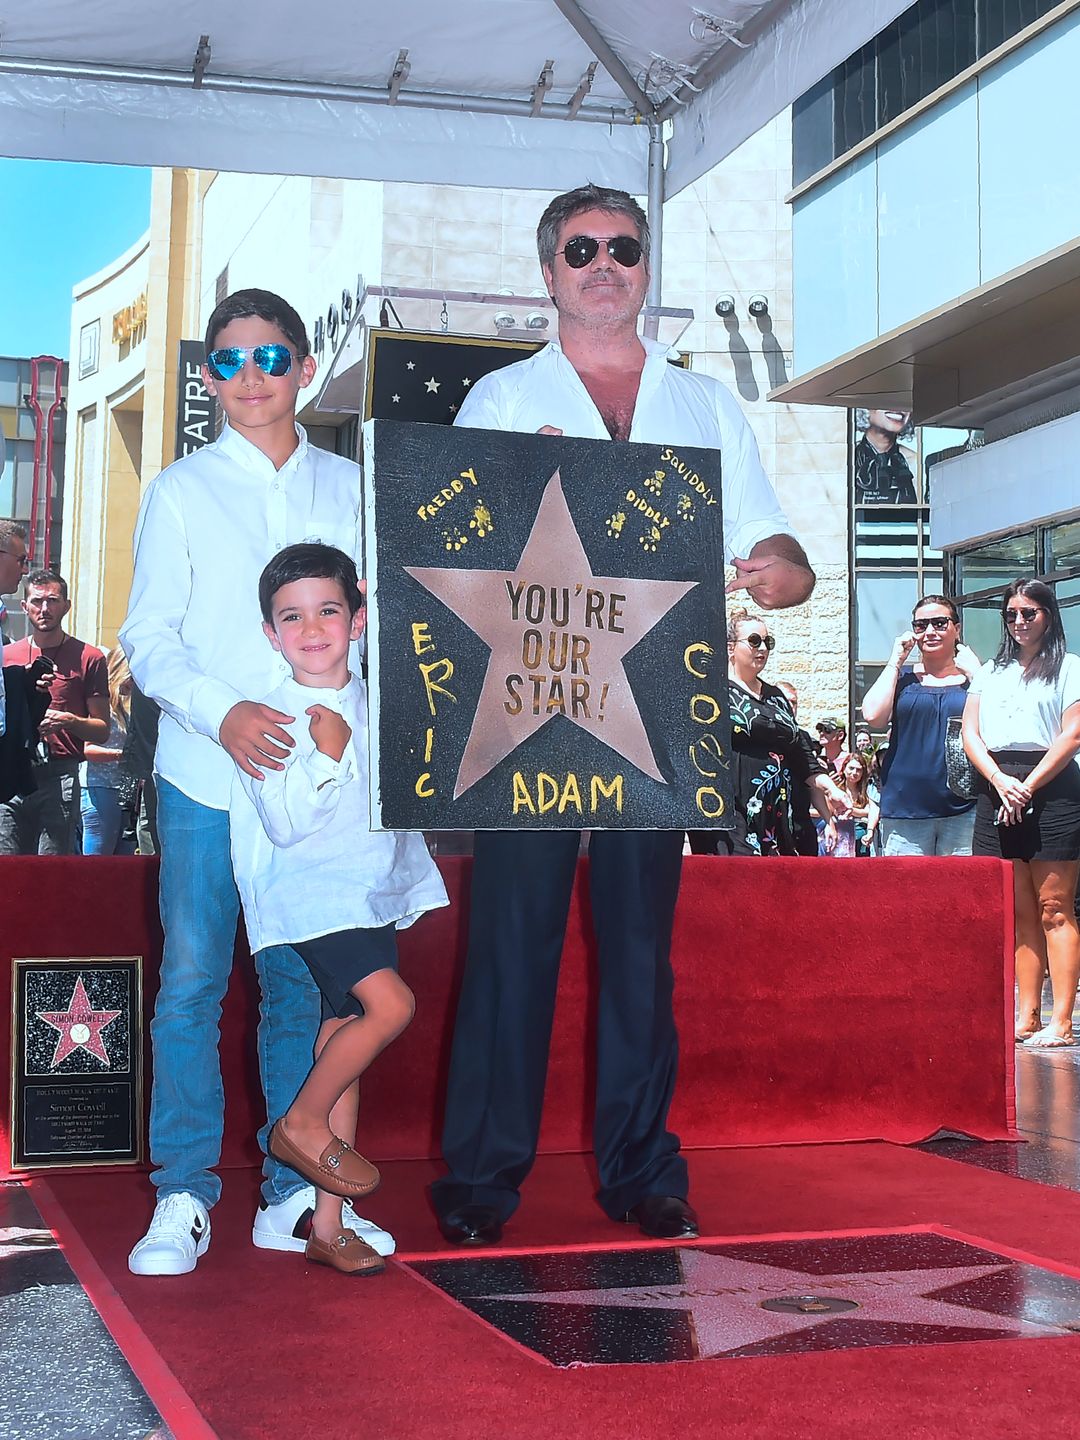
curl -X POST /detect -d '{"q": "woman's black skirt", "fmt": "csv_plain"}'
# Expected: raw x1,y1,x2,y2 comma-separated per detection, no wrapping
972,749,1080,863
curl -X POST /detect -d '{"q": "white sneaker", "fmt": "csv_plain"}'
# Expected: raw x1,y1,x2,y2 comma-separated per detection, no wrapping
128,1192,211,1276
252,1185,396,1257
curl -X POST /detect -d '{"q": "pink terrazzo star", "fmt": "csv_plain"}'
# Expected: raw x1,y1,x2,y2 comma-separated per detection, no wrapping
36,975,121,1068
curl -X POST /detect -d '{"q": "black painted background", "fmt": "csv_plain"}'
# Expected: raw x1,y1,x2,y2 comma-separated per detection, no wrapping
365,419,732,831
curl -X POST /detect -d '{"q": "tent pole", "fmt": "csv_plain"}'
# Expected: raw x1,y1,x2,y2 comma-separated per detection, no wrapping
645,120,664,339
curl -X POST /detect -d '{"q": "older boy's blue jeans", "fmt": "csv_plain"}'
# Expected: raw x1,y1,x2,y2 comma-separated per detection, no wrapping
151,777,321,1209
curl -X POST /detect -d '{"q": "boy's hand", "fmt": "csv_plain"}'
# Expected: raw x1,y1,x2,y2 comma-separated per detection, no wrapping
307,705,351,762
221,701,295,779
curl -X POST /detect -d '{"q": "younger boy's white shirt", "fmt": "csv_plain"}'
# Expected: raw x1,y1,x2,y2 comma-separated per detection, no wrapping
230,673,448,953
119,422,361,809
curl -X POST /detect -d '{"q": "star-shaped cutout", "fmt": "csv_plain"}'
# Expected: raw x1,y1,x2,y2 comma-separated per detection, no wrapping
391,393,401,403
463,376,471,386
36,975,121,1068
406,361,415,370
406,470,696,798
489,1249,1070,1358
425,377,440,394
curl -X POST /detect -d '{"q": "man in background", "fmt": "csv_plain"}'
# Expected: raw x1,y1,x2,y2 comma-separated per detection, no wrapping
0,568,108,853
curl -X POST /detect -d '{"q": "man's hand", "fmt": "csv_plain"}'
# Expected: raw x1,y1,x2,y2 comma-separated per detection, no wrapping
537,425,563,436
727,535,815,610
220,701,295,780
307,705,351,762
37,708,79,735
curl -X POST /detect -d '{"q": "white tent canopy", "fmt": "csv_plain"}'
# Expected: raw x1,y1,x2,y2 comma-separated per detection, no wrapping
1,0,912,198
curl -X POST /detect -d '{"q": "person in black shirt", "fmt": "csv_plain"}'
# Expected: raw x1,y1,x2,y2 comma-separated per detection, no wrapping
854,409,917,505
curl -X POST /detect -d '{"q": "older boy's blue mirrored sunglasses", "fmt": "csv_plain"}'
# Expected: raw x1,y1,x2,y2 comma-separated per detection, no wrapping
206,344,294,381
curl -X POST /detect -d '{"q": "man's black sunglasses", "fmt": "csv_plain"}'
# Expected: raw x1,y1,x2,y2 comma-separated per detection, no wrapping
558,235,644,270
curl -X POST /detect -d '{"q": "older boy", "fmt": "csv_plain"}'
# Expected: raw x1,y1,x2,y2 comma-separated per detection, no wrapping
121,289,390,1274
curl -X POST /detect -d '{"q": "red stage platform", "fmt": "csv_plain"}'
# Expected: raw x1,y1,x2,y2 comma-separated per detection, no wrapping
1,854,1016,1180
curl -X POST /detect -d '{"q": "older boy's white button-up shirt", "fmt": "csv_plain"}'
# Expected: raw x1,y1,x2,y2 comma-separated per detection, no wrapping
454,336,794,562
230,675,448,952
120,422,361,809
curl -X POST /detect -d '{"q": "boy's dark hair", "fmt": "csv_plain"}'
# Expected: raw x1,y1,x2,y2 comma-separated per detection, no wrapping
259,543,362,623
204,288,310,359
26,568,68,600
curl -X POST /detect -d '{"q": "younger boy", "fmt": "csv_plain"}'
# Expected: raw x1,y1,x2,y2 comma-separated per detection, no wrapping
232,542,448,1273
122,289,389,1274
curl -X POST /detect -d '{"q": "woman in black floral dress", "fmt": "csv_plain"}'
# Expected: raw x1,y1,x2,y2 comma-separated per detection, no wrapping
690,609,846,856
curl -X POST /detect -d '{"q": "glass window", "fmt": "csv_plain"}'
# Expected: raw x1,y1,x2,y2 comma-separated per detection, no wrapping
1047,520,1080,574
977,0,1060,58
958,596,1003,665
792,75,836,186
1053,575,1080,654
956,533,1038,595
835,43,877,155
857,572,921,661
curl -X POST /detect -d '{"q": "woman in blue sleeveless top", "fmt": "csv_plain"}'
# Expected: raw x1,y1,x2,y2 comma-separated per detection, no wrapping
861,594,979,857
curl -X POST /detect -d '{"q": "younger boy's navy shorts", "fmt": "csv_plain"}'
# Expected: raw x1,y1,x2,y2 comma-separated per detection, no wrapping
294,924,399,1021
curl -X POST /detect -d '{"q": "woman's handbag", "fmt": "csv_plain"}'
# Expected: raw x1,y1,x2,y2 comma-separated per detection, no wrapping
944,715,979,800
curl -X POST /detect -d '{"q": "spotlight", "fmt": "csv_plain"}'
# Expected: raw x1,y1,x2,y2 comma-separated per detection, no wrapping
748,294,769,317
524,312,549,330
714,295,735,318
493,312,515,329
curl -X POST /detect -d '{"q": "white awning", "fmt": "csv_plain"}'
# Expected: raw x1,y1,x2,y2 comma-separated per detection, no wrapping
0,0,913,195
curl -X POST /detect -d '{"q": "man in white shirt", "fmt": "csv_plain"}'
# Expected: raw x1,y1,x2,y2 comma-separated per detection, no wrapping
432,184,815,1247
120,289,392,1275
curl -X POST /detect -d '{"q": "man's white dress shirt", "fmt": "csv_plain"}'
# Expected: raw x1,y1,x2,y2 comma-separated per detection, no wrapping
230,675,448,952
120,423,361,809
454,336,794,562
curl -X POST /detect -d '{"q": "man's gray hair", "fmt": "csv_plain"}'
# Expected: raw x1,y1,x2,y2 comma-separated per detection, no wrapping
0,518,27,546
536,184,650,271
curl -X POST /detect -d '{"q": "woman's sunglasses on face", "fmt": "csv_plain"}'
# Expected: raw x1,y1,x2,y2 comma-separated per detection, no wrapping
1005,606,1044,625
911,616,954,633
206,344,295,382
558,235,644,269
739,633,776,651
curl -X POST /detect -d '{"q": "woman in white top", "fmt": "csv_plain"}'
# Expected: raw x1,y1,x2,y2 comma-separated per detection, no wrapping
962,579,1080,1047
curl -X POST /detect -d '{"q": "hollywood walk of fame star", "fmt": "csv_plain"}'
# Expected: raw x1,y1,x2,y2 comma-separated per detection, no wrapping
35,976,121,1069
486,1248,1073,1358
406,471,697,798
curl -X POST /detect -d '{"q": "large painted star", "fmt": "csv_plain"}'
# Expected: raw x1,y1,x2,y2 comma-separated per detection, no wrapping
406,471,697,798
487,1248,1071,1358
35,975,121,1068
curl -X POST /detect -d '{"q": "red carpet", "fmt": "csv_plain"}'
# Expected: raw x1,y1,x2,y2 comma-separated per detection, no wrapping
36,1145,1080,1440
2,854,1016,1181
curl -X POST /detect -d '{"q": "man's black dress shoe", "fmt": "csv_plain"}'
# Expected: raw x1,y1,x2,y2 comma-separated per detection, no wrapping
438,1205,503,1246
623,1195,699,1239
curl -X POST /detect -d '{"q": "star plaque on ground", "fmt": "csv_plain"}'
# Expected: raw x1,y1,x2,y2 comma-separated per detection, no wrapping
364,418,731,830
11,957,144,1169
408,1231,1080,1366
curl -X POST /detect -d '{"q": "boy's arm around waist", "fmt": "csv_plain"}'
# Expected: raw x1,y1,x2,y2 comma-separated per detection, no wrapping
119,475,244,741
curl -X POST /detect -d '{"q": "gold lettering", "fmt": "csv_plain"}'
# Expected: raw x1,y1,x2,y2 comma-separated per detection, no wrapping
411,622,435,656
590,774,624,813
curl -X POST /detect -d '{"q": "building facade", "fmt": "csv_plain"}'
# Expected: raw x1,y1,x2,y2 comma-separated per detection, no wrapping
0,353,67,639
780,0,1080,694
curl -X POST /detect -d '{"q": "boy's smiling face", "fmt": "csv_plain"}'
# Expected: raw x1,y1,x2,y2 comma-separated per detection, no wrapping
202,316,316,442
263,576,365,689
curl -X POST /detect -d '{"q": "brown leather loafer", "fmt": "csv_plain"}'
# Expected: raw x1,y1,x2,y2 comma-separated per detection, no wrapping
269,1121,381,1199
306,1230,386,1276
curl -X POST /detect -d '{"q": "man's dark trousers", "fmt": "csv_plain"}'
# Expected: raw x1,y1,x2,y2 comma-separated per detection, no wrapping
432,827,688,1222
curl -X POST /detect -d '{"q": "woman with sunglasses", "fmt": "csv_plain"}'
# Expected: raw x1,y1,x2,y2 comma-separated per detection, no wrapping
690,609,847,856
862,595,980,857
963,579,1080,1047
